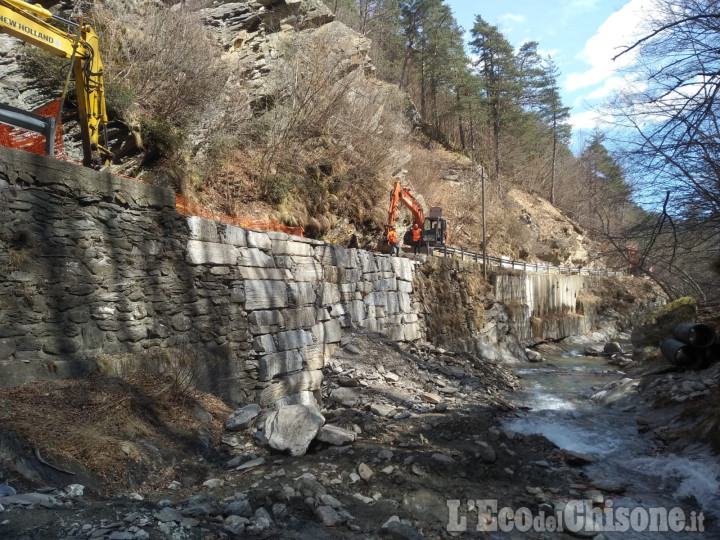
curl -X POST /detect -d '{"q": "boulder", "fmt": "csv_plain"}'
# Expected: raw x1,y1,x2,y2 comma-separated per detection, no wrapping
584,345,604,356
357,462,373,481
330,387,360,407
476,441,497,464
370,403,396,417
225,404,261,431
631,297,696,348
603,342,624,355
264,404,325,456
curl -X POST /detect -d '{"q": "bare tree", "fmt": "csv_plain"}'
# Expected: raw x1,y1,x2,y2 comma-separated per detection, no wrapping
606,0,720,303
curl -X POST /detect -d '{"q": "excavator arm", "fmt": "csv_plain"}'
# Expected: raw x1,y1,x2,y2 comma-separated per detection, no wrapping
0,0,110,166
386,180,424,237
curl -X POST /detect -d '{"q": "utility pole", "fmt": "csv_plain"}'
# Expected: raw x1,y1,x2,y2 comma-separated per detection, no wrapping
482,167,487,279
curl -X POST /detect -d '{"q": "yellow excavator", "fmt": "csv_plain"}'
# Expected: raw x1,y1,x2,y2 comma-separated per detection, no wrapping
0,0,110,167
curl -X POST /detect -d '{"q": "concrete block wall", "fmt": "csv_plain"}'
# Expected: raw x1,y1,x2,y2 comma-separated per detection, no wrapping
0,148,420,406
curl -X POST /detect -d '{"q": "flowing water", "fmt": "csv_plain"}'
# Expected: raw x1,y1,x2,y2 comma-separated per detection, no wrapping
504,352,720,539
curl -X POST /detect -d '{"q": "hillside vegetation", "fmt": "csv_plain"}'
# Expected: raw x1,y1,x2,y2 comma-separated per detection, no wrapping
2,0,718,301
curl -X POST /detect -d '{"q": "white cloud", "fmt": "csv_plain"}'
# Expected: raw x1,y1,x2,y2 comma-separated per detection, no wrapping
560,0,600,25
565,0,658,93
537,48,560,58
587,75,647,99
499,13,526,25
570,0,599,12
569,109,605,131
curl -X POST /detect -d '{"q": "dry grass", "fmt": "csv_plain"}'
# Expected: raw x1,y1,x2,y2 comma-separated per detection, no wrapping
0,371,232,492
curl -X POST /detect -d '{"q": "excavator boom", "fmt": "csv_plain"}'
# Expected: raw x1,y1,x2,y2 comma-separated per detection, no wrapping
386,180,424,233
0,0,110,166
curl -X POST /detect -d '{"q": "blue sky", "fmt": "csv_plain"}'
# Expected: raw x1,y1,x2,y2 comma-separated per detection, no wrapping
445,0,655,141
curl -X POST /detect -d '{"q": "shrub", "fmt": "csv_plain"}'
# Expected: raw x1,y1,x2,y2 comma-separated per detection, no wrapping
263,174,294,205
139,118,183,158
18,47,67,96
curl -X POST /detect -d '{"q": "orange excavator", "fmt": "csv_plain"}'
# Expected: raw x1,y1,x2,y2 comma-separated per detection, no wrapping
385,180,448,249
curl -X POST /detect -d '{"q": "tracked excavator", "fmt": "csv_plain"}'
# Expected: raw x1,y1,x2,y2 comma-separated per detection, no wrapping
0,0,111,167
385,180,448,250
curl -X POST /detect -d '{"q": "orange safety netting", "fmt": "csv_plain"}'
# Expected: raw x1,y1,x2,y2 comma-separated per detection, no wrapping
0,99,66,159
175,193,304,237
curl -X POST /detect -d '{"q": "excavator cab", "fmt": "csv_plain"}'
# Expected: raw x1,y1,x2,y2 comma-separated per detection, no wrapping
422,207,447,246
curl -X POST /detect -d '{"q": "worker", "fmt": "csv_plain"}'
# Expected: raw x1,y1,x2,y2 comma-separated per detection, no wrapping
411,223,422,254
388,226,399,256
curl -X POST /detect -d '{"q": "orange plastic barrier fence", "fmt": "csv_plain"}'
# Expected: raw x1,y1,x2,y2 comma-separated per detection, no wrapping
175,193,304,237
0,99,66,158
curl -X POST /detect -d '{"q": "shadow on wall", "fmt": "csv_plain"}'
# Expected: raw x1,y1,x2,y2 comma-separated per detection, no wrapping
0,148,242,400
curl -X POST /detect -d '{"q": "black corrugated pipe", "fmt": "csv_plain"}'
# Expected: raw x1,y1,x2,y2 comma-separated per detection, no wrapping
673,323,716,348
660,339,704,369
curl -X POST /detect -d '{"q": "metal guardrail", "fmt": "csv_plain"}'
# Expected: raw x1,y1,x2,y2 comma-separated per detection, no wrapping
430,245,626,276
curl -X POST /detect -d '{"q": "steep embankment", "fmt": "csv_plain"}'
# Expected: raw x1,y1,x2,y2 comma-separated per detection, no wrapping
0,0,604,268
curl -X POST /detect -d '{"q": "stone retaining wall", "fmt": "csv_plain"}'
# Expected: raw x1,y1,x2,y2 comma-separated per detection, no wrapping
0,148,420,406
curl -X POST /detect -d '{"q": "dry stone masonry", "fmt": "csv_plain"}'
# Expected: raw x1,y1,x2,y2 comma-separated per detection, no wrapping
0,147,420,407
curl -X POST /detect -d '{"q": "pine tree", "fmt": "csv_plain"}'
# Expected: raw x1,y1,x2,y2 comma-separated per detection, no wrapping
537,57,570,204
418,2,466,138
469,16,520,181
580,133,631,204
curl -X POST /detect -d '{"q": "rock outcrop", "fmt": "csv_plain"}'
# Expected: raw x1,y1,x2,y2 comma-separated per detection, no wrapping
631,296,697,348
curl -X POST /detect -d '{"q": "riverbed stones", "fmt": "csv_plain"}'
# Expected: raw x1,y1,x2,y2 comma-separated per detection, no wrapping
315,505,341,526
224,499,253,518
584,345,604,356
236,457,265,471
564,450,596,466
419,392,442,404
263,404,325,456
431,453,455,466
155,507,183,523
475,441,497,464
316,424,356,446
330,387,360,407
554,501,601,538
357,463,373,481
593,479,627,494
